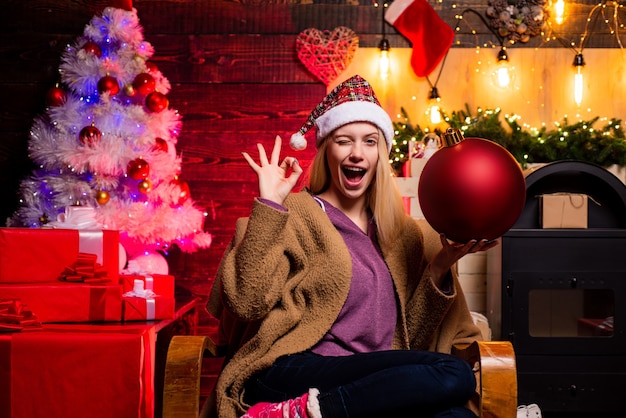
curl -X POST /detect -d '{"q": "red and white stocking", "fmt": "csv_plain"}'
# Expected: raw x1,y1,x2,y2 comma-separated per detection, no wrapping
385,0,454,77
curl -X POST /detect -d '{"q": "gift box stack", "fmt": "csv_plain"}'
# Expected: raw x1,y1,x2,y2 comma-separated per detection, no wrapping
0,227,123,323
0,227,175,324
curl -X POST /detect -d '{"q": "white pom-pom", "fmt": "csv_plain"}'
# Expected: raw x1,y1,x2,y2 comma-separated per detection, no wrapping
290,132,307,151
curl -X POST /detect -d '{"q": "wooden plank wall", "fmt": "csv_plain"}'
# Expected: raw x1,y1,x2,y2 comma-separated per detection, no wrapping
0,0,619,326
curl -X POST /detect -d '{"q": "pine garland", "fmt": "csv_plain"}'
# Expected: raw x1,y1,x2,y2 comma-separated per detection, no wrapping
390,105,626,175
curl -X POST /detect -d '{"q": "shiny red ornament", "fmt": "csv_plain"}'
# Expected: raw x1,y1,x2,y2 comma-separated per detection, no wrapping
417,128,526,243
127,158,150,180
82,41,102,58
145,91,169,113
145,61,158,73
97,75,120,96
45,85,67,107
132,73,156,95
153,137,169,153
171,177,191,205
79,125,102,146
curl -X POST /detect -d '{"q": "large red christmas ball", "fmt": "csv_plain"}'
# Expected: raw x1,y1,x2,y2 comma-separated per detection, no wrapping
127,158,150,180
145,91,169,113
97,75,120,96
79,125,102,146
417,128,526,243
132,73,156,95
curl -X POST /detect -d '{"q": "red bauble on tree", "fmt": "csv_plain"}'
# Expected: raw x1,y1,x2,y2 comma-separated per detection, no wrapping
79,125,102,146
153,137,168,153
171,176,191,205
82,40,102,57
145,61,158,73
132,73,156,95
97,75,120,96
418,128,526,243
45,85,67,107
145,91,169,113
127,157,150,180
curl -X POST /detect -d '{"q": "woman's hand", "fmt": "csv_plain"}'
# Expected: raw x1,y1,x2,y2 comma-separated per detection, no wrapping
429,235,499,288
242,135,303,205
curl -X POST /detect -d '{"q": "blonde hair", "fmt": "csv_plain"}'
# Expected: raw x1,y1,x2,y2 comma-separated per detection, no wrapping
307,129,407,252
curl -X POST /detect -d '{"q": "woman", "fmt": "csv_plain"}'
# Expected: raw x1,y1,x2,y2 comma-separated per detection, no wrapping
207,75,496,418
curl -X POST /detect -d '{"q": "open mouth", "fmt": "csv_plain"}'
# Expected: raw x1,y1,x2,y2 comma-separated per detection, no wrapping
342,166,366,184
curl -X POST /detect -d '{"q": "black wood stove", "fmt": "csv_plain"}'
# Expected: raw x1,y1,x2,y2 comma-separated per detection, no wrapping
487,160,626,415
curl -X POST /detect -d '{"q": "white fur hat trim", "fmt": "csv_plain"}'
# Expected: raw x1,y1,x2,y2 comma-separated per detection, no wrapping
315,101,394,152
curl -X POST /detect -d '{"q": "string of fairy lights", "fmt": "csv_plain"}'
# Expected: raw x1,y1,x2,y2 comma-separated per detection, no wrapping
383,0,626,172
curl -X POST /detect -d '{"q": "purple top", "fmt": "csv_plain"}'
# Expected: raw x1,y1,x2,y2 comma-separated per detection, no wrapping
310,198,397,356
258,197,398,355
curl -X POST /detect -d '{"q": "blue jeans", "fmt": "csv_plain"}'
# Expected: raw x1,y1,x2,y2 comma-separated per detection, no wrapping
243,349,477,418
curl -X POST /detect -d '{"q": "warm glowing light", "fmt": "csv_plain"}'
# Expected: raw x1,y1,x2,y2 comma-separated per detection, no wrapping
496,65,511,87
574,70,583,105
555,0,565,24
428,87,442,125
429,103,442,124
495,48,511,88
378,38,390,80
379,49,390,80
573,53,584,106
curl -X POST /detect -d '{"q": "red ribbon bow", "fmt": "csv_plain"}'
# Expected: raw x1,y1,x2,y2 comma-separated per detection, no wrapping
0,299,42,332
60,253,111,284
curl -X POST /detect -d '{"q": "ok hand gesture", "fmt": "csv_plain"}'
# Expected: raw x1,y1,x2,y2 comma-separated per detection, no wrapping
242,135,303,205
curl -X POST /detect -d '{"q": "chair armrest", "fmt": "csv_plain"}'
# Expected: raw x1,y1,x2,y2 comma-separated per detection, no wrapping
163,335,225,418
452,341,517,418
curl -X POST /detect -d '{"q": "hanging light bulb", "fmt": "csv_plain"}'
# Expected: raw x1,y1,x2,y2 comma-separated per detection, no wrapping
428,87,442,125
554,0,565,25
379,38,390,80
573,53,585,106
376,1,390,80
495,48,512,88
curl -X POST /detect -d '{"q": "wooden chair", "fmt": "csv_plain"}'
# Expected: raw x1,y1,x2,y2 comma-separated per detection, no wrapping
163,219,517,417
162,336,517,418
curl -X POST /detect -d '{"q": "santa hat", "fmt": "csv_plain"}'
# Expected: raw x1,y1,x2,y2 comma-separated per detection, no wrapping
385,0,454,77
290,75,394,152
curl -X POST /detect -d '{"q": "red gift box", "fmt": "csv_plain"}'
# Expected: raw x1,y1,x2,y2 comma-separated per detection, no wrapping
119,274,174,297
0,322,156,418
0,228,119,283
0,282,122,323
122,295,174,321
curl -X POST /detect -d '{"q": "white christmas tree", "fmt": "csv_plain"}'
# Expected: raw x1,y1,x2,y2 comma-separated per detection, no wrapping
8,7,212,262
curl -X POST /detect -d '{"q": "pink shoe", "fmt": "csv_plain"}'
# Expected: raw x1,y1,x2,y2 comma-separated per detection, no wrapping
241,388,321,418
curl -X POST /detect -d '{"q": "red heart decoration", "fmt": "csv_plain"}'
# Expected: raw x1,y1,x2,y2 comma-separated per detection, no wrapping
296,26,359,85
